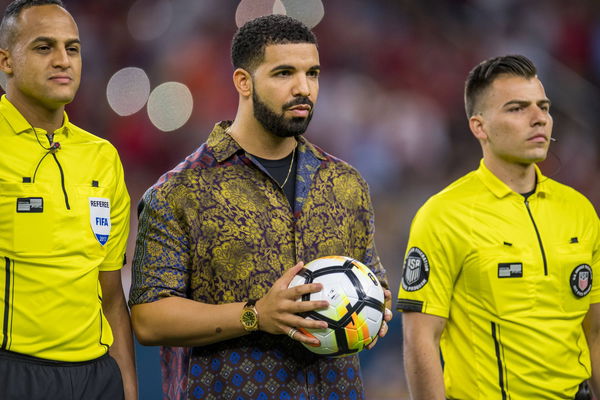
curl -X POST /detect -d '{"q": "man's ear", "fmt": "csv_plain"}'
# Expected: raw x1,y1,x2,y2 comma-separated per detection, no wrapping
469,114,487,142
233,68,252,97
0,48,13,75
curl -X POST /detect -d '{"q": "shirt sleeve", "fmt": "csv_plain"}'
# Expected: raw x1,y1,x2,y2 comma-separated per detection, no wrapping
588,206,600,304
99,150,130,271
396,199,467,318
128,185,191,306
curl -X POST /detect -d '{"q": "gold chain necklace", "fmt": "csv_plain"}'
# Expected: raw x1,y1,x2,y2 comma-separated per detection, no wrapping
224,124,296,189
279,147,295,189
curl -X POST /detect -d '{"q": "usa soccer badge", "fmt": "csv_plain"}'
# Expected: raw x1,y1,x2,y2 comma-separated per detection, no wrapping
402,247,429,292
570,264,592,298
89,197,111,245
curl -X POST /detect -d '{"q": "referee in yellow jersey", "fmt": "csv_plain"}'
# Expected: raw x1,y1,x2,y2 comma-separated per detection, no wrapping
0,1,136,399
398,54,600,399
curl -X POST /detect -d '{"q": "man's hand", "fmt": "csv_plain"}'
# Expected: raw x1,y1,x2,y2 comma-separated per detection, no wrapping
256,262,329,345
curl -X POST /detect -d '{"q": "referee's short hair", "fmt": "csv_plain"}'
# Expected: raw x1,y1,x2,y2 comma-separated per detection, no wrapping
231,14,317,73
0,0,66,49
464,55,537,118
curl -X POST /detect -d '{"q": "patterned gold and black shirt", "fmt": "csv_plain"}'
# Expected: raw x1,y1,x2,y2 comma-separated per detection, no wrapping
130,121,388,400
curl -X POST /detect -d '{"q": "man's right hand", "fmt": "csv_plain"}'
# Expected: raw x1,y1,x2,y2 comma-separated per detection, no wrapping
255,262,329,345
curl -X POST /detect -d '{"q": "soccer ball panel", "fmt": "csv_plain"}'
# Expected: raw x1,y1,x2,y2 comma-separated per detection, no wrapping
315,275,359,305
299,327,338,355
352,265,384,303
364,307,384,335
289,274,308,289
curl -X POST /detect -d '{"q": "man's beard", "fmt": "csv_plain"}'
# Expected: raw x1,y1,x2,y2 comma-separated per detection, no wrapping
252,90,314,138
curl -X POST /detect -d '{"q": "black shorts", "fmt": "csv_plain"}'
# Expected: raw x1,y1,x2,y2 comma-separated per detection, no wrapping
0,349,124,400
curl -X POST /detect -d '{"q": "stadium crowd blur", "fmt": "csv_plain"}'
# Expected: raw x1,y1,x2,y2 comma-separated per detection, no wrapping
5,0,600,398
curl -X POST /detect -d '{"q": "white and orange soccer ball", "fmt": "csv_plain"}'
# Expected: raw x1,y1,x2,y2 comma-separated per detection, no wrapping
288,256,385,357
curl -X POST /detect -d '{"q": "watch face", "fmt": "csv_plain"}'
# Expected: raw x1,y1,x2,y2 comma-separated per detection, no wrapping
242,310,257,328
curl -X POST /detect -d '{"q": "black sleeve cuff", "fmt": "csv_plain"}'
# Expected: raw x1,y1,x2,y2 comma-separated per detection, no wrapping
396,298,424,312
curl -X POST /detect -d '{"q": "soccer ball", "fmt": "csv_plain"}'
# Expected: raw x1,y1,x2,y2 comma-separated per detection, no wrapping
288,256,385,357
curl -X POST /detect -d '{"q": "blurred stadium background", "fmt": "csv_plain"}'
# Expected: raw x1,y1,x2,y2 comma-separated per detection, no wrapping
3,0,599,398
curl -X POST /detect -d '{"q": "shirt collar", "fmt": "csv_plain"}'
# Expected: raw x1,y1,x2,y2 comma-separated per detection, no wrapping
207,120,327,163
0,95,70,136
476,158,547,198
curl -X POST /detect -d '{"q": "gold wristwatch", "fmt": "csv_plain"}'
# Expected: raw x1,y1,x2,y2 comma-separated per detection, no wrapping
240,299,259,331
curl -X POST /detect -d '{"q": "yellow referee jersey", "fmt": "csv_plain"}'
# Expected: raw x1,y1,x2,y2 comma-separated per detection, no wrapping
0,96,130,362
398,159,600,399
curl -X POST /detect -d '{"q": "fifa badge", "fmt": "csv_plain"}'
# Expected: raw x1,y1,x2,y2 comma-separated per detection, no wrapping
89,197,111,245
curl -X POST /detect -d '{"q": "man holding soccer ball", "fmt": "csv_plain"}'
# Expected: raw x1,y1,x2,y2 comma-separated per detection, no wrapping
129,14,392,400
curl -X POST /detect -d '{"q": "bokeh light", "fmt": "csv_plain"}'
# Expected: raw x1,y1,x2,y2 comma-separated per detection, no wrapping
272,0,286,15
146,82,193,132
235,0,324,28
235,0,280,28
127,0,173,41
106,67,151,117
279,0,324,29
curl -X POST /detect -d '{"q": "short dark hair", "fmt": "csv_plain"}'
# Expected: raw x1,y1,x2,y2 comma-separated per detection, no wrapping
464,54,537,117
0,0,65,48
231,14,317,73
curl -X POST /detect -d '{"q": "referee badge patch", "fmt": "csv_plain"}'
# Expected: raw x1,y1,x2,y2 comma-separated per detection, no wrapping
89,197,111,245
402,247,430,292
570,264,592,298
